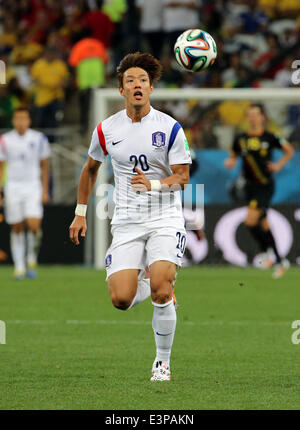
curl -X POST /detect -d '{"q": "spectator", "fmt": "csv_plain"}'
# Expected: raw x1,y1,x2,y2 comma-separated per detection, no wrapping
47,30,72,60
274,56,294,87
102,0,127,23
221,52,242,86
69,32,108,133
253,32,284,79
10,31,43,66
82,0,115,49
280,26,298,47
136,0,164,60
239,0,269,34
163,0,201,54
25,8,51,45
31,46,69,130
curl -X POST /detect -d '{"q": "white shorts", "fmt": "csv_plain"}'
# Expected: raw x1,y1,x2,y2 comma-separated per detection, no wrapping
4,182,43,224
105,217,187,280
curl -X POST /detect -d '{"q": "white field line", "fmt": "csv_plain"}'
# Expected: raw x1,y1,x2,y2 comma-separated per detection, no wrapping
4,319,291,326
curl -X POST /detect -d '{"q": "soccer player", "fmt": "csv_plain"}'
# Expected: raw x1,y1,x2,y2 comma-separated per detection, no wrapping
224,103,294,278
69,52,191,381
0,107,51,279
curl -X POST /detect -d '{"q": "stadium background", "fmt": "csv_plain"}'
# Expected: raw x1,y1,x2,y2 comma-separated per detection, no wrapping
0,0,299,267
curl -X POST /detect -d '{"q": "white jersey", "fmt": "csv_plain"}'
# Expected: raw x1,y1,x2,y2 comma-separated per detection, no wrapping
0,129,51,184
88,107,192,225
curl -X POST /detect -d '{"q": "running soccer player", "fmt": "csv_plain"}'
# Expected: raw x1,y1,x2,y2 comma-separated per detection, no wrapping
224,103,294,278
0,107,50,279
69,52,191,381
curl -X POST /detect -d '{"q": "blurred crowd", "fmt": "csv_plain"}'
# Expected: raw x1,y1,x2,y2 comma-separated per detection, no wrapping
0,0,299,146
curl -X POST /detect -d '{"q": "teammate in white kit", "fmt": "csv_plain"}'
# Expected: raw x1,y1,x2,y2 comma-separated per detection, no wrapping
0,108,50,279
69,53,191,381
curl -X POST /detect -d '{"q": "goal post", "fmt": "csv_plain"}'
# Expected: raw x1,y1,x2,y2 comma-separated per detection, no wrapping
90,87,300,269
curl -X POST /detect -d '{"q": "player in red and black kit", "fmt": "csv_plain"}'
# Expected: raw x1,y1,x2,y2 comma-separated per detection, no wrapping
224,104,294,278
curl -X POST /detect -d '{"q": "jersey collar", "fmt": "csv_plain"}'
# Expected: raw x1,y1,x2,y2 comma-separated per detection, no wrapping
14,129,31,138
124,106,154,123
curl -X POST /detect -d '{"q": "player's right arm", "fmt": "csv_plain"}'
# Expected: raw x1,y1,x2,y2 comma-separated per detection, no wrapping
69,156,102,245
224,150,238,169
224,134,240,169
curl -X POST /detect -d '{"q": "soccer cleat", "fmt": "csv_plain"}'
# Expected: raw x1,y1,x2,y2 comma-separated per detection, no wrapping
26,262,37,279
150,360,171,381
13,269,26,280
272,259,290,279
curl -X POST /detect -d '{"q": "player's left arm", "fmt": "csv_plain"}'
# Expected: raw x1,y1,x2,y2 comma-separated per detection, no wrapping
161,163,190,189
40,158,49,204
267,141,294,173
131,164,190,192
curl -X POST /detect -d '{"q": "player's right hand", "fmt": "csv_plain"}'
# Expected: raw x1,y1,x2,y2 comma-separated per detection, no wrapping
69,216,87,245
224,157,237,169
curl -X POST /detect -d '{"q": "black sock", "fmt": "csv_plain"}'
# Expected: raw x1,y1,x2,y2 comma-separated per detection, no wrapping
261,229,281,263
247,225,268,252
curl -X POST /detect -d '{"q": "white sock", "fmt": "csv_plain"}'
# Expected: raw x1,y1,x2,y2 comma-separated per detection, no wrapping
27,231,41,265
11,232,26,272
128,278,151,309
152,299,177,365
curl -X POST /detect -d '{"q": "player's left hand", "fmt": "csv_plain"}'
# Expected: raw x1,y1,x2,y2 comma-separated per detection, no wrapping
267,161,281,173
131,167,151,192
42,190,50,204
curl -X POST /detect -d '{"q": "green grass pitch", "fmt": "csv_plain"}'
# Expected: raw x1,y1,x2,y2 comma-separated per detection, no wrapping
0,265,300,410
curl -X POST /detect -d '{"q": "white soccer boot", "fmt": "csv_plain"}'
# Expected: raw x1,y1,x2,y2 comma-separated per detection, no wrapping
150,360,171,381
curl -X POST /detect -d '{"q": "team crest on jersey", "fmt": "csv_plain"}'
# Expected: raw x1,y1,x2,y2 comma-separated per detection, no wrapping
105,254,112,268
152,132,166,148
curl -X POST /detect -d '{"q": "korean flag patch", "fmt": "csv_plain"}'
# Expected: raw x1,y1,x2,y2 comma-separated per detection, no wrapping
152,131,166,148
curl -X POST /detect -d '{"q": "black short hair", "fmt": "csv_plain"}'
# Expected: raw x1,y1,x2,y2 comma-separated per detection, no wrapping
117,52,163,88
13,107,31,116
248,103,266,116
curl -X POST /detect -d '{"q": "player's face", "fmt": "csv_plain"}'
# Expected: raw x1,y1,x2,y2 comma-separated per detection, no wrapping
13,111,31,134
246,107,265,130
119,67,154,107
